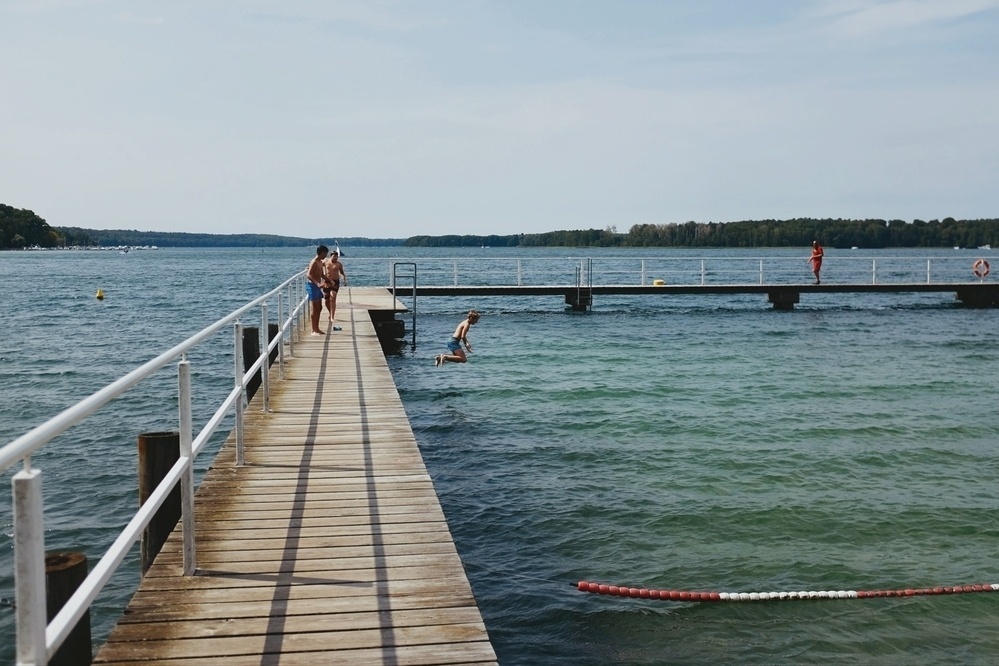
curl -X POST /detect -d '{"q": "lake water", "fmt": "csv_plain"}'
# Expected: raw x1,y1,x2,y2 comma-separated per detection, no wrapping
2,246,999,664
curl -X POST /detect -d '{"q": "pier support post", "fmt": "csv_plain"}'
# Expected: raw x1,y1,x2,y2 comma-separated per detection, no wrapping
565,289,592,312
243,327,262,402
242,325,280,403
46,552,92,665
955,286,999,307
137,431,181,576
767,290,800,311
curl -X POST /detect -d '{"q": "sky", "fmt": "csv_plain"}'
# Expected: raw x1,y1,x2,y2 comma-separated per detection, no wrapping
1,0,997,238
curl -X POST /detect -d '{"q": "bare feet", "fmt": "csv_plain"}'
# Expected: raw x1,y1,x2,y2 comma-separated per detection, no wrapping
311,330,325,336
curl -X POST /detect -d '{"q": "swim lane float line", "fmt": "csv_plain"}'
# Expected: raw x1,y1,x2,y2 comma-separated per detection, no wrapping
576,580,999,602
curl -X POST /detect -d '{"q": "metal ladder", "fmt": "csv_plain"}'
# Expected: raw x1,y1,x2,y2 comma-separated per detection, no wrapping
391,261,417,348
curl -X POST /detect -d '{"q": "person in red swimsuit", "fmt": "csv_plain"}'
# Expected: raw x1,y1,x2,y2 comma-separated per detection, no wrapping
810,240,824,284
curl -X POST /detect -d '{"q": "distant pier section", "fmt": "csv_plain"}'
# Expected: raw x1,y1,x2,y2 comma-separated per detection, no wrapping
386,255,999,310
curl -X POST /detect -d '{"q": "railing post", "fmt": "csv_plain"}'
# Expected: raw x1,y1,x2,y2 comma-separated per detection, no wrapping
701,260,706,286
299,277,305,335
260,303,269,413
517,259,522,286
927,259,931,284
13,465,47,666
177,358,196,576
453,260,458,287
872,259,877,285
277,291,285,377
641,260,646,286
287,287,295,358
234,321,245,468
759,259,764,285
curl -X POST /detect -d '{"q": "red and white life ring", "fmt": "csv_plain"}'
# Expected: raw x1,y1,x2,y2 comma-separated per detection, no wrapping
973,258,990,279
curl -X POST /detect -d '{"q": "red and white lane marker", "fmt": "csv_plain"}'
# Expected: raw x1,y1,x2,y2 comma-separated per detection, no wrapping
576,580,999,602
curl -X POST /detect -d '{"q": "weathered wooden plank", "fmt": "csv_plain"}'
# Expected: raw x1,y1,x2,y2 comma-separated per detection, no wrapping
105,606,486,641
96,641,497,666
97,621,490,661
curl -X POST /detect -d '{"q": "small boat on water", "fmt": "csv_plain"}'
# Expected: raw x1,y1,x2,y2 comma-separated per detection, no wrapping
979,244,991,250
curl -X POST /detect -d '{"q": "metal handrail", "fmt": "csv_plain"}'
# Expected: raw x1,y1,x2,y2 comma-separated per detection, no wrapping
2,270,307,666
382,255,992,288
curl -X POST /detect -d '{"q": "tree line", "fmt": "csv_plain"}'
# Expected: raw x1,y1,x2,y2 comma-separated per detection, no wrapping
3,203,998,250
0,205,403,249
406,218,999,249
0,204,63,249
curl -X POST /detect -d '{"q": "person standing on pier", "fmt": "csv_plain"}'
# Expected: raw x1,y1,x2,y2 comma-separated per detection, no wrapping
323,249,348,329
810,240,824,284
435,310,480,367
307,245,329,335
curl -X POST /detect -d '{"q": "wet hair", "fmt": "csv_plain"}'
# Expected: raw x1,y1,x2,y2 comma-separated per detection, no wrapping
317,245,329,255
468,309,480,322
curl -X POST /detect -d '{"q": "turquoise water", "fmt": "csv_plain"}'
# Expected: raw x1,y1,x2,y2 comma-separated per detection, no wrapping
2,247,999,664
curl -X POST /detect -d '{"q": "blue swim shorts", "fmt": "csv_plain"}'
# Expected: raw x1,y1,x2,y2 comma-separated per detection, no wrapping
306,282,323,301
447,337,461,353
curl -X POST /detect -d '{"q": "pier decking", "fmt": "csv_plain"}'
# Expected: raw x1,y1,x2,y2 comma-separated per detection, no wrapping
94,288,496,665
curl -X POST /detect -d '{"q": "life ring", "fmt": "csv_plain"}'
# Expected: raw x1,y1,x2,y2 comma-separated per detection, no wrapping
973,258,990,278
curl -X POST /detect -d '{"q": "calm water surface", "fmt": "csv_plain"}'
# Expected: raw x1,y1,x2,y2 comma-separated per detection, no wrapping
2,247,998,664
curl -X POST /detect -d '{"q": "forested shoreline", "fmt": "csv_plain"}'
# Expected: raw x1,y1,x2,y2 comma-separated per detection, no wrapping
3,203,998,249
408,217,999,248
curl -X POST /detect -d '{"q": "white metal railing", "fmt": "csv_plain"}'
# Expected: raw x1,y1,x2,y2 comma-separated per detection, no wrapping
1,270,307,666
383,255,994,288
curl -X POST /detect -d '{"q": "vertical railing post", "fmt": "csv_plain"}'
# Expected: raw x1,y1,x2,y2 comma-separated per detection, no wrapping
701,260,706,286
517,259,522,286
13,464,47,666
453,260,458,287
277,290,285,377
872,259,877,284
260,303,269,413
177,358,195,576
234,322,245,467
641,260,646,285
299,277,305,339
759,259,764,285
927,259,931,284
287,287,295,358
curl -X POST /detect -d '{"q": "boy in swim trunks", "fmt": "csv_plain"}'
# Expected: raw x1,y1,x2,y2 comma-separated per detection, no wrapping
322,249,348,327
306,245,328,335
435,310,480,367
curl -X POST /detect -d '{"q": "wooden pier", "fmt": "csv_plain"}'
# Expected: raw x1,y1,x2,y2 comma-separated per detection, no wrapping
392,282,999,310
94,288,496,665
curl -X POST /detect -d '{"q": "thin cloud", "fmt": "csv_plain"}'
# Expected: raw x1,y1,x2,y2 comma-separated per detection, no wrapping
818,0,999,38
113,13,164,26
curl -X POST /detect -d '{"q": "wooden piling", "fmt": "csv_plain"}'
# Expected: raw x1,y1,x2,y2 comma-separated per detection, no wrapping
46,551,92,666
137,431,181,576
243,324,280,402
242,326,262,401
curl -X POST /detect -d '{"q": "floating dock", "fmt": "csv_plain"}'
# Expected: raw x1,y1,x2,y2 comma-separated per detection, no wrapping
94,288,496,665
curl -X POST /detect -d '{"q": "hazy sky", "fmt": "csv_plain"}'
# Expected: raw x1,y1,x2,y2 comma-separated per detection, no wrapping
2,1,997,238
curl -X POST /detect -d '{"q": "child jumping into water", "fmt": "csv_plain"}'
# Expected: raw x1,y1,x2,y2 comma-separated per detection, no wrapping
435,310,480,367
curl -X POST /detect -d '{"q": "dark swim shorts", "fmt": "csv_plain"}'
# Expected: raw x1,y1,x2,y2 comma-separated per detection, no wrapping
447,337,461,353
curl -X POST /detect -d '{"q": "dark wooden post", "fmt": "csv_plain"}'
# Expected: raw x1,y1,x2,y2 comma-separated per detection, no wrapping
268,322,279,365
46,551,92,665
137,431,181,575
243,326,261,401
243,324,280,402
